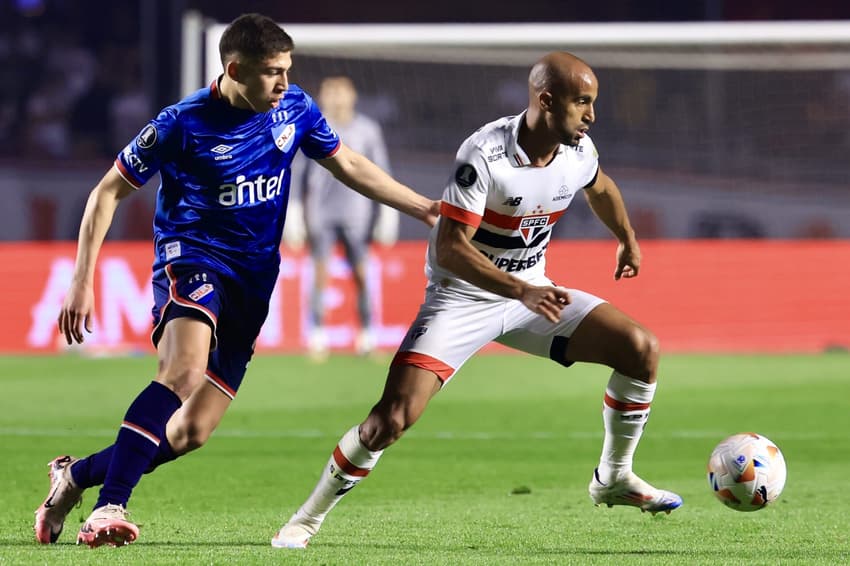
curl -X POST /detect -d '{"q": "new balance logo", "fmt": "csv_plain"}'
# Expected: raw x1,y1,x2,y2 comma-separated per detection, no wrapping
502,196,523,206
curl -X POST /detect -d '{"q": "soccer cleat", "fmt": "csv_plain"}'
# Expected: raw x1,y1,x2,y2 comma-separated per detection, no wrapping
34,455,84,544
271,515,320,549
76,504,139,548
589,468,682,515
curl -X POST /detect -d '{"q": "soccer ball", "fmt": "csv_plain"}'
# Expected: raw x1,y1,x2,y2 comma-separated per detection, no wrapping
707,432,787,512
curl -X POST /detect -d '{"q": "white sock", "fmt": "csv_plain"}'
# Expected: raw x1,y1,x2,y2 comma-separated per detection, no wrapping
292,425,383,529
596,371,656,484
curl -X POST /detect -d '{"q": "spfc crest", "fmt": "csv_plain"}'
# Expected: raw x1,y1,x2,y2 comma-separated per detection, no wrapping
518,215,551,245
273,122,296,152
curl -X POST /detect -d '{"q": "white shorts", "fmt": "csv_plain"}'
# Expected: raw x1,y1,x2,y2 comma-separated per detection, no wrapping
392,281,606,383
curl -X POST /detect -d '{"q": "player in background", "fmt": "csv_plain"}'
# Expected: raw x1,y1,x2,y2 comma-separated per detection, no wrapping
272,51,682,549
284,76,398,359
34,13,439,548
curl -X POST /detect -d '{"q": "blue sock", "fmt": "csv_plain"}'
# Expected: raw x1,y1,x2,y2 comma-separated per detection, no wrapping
95,381,182,509
71,436,179,489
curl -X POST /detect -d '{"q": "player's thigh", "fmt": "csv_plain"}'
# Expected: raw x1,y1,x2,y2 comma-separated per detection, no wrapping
166,380,232,454
151,264,226,395
496,288,605,366
337,224,369,267
564,302,659,379
395,289,505,384
307,224,335,263
155,318,213,397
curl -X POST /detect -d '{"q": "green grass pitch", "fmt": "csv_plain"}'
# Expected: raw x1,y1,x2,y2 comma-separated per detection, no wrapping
1,352,848,565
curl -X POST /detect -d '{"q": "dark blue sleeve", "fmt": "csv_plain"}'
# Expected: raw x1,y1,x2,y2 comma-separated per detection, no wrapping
298,95,341,160
114,107,182,188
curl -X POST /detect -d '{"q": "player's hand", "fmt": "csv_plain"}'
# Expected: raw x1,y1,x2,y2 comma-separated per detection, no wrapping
614,240,641,280
520,285,571,323
57,284,95,345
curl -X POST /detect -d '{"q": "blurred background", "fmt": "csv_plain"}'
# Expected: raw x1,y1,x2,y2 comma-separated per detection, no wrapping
1,0,848,354
2,0,849,240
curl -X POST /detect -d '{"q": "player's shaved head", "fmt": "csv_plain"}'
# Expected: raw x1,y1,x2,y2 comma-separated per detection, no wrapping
528,51,596,101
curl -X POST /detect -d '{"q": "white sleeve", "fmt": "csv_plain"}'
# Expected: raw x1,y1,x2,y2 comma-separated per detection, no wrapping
440,137,490,223
578,135,601,188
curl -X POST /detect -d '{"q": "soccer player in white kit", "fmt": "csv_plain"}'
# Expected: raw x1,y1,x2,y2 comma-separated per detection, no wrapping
273,51,682,549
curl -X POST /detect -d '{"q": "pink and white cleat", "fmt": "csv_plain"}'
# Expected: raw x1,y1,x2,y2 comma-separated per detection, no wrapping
76,504,139,548
33,455,84,544
589,468,683,515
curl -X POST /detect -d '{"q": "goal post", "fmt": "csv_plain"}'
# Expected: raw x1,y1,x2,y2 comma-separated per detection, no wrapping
186,18,850,238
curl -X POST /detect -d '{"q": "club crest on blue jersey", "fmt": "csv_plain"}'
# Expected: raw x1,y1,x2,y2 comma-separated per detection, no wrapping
273,122,296,153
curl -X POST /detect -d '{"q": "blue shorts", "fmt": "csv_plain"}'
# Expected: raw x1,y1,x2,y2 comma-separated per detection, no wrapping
151,263,271,399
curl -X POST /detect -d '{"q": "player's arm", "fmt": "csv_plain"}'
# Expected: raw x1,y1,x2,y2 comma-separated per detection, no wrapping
58,167,136,344
435,216,569,323
583,166,641,280
318,142,439,227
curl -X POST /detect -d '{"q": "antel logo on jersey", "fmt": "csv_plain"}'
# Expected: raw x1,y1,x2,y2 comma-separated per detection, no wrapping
274,123,296,153
137,124,157,149
519,214,551,245
217,169,286,207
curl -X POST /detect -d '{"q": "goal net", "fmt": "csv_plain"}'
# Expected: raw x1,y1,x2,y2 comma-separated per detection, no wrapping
192,20,850,239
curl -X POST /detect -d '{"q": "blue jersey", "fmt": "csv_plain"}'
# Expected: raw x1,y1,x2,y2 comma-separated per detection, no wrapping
115,79,340,283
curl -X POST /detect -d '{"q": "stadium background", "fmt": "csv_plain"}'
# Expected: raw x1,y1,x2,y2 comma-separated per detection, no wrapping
1,0,848,354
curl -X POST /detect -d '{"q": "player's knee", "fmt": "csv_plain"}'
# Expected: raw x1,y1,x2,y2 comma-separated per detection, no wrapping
361,406,413,451
169,419,212,453
157,360,206,400
182,421,212,451
621,326,660,381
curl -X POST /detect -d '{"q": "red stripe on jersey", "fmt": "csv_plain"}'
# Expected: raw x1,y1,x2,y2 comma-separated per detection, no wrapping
323,140,341,159
332,446,370,477
603,393,651,412
481,208,566,230
391,351,455,383
210,79,220,99
114,159,143,189
440,202,482,228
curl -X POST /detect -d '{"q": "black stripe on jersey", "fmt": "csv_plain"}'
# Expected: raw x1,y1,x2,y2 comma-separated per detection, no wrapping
472,227,551,249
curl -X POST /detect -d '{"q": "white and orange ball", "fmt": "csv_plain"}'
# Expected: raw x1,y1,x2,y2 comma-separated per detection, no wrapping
707,433,787,512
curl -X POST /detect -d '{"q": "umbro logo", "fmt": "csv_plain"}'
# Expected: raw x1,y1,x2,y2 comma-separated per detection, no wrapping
212,144,234,161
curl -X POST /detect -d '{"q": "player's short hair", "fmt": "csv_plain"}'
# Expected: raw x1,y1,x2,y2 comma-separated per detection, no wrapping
219,13,294,65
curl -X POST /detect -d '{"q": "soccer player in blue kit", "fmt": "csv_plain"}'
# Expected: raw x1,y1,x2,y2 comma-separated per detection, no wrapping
34,13,439,548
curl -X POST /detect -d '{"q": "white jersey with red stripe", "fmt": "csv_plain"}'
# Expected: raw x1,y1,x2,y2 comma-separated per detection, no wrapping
426,112,599,299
